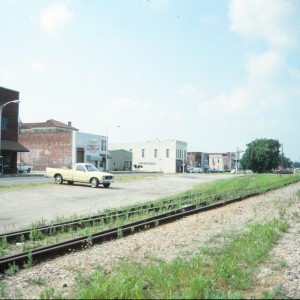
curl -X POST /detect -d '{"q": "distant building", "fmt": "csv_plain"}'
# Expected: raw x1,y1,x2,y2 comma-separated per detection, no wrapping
19,119,130,171
109,140,187,173
109,149,132,171
208,152,235,172
187,152,209,172
0,86,28,174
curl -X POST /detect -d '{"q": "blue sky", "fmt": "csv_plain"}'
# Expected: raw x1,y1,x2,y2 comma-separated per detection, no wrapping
1,0,299,161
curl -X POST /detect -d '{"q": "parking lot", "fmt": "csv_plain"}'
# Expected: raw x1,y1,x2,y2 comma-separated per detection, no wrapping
0,173,232,233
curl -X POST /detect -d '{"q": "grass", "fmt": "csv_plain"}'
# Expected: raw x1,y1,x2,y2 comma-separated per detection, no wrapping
70,218,289,299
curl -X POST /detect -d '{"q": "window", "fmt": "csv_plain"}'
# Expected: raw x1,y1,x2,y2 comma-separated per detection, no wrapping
1,117,8,130
101,140,106,151
75,164,85,171
154,149,158,158
166,149,169,158
142,149,145,158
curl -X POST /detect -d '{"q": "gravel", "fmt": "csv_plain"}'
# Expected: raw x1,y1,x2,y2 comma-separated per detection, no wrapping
1,180,300,299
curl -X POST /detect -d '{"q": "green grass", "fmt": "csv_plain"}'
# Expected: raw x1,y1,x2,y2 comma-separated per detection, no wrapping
70,218,289,299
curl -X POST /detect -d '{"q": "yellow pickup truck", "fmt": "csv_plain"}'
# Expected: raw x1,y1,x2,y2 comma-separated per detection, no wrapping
45,163,114,188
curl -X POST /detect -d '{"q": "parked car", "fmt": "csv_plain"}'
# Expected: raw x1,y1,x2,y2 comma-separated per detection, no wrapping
187,167,202,173
45,163,114,188
208,169,222,173
275,168,293,174
17,162,33,173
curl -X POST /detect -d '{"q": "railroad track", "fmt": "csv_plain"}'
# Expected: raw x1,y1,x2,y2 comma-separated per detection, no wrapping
0,192,258,273
0,180,296,273
0,192,203,244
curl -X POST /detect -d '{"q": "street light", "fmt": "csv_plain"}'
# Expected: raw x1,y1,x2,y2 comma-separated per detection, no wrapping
105,125,120,172
0,100,20,174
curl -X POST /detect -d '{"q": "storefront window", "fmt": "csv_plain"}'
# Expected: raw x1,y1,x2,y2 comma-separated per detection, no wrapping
3,155,13,170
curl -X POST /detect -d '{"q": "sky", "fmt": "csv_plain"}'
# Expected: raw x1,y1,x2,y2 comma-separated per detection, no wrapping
1,0,300,161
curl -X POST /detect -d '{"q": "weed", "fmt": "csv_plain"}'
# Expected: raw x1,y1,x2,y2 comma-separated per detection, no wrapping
39,287,62,300
0,280,5,297
279,207,287,219
271,259,287,271
23,250,33,268
117,227,123,238
26,276,46,286
261,283,285,299
5,263,18,276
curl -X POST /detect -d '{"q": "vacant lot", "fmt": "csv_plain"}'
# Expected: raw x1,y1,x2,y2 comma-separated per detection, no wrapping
0,173,232,233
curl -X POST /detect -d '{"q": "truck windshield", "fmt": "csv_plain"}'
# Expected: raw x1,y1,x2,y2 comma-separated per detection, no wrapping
85,164,98,172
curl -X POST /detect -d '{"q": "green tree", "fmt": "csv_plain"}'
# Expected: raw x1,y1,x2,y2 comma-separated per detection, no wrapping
281,155,293,168
293,161,300,168
240,138,280,173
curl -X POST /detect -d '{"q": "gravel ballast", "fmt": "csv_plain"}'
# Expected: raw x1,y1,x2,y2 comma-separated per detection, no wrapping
1,181,300,299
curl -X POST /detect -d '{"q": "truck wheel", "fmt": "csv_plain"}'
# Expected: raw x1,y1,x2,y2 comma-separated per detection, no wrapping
103,183,110,188
91,178,99,188
55,174,63,184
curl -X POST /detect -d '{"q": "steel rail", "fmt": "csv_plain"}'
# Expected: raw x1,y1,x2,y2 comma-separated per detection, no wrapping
0,192,202,243
0,192,258,273
0,180,293,244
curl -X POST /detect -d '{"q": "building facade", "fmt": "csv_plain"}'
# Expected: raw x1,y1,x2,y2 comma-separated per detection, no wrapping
109,149,132,171
0,86,28,174
19,120,120,171
109,140,187,173
208,152,235,172
187,152,209,172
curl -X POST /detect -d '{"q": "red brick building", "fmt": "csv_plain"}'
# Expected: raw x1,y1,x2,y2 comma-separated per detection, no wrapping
0,86,28,174
18,120,114,171
18,119,78,171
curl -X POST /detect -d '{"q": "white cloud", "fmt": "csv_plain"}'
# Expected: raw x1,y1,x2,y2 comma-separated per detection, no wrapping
229,0,300,49
246,51,286,88
39,4,73,35
29,60,48,75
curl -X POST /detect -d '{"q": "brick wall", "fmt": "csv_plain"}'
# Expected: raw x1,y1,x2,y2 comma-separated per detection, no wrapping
18,131,73,171
0,87,19,141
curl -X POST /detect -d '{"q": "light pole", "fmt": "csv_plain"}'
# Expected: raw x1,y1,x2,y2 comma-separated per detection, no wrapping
235,147,243,173
105,125,120,172
0,100,20,174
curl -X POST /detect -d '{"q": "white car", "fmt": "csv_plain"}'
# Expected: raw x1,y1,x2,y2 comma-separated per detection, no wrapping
188,167,202,173
17,162,33,173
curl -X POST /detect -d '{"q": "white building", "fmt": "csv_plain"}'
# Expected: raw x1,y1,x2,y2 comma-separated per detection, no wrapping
72,131,107,170
109,140,187,173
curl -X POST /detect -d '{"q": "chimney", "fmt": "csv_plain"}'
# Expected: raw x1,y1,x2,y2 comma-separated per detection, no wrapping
68,121,72,127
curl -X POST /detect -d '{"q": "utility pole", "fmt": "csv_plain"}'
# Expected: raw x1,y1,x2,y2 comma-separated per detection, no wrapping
281,143,283,167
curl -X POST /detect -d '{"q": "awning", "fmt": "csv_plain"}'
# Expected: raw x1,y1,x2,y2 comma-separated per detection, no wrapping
1,140,29,152
100,154,112,159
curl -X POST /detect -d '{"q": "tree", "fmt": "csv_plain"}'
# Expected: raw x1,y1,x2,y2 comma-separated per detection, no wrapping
294,161,300,168
280,155,293,169
240,138,280,173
